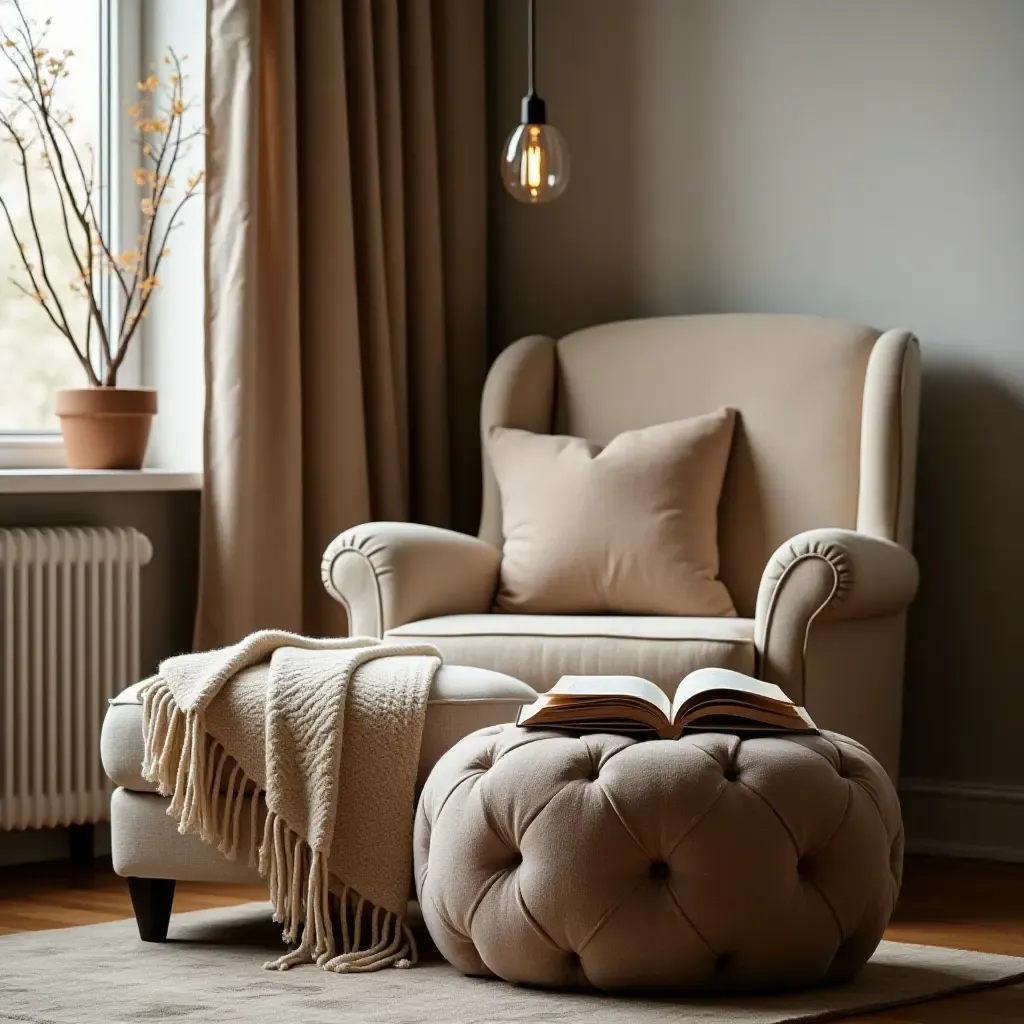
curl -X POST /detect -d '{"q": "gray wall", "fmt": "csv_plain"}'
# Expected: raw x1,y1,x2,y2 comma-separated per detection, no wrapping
0,491,199,864
489,1,1024,797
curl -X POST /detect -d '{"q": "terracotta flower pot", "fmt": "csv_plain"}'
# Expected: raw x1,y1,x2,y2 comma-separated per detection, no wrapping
55,387,158,470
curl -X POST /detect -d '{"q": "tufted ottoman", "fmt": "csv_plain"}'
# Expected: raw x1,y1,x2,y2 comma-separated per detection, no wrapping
414,725,903,994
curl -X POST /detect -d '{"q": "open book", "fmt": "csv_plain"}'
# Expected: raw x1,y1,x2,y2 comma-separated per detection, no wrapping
515,668,817,740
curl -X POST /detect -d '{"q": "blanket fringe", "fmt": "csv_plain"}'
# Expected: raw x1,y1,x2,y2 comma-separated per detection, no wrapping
140,677,414,973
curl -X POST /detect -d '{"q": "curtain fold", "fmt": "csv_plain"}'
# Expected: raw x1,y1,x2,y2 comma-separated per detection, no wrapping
196,0,487,647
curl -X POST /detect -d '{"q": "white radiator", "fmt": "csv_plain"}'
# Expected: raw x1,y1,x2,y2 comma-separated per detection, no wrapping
0,527,152,831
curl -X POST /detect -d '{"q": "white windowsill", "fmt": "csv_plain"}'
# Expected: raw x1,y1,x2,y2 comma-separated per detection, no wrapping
0,469,202,494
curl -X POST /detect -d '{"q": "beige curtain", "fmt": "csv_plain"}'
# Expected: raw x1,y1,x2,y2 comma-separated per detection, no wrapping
195,0,487,647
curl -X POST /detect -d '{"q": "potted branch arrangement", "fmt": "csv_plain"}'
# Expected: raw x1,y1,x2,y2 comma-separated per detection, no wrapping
0,0,203,469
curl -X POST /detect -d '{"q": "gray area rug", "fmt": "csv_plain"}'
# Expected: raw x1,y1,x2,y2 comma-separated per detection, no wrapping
1,902,1023,1024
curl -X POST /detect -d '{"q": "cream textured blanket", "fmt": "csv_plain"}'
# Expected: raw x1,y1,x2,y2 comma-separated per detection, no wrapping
140,632,441,973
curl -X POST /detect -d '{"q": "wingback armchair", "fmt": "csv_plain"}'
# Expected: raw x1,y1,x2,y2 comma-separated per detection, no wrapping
324,314,920,778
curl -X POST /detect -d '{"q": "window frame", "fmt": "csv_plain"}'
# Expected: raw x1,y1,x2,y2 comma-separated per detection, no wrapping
0,0,142,468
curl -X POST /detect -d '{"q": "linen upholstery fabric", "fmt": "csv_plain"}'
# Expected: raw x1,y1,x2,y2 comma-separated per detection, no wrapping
101,665,538,795
198,0,487,646
753,528,918,774
478,316,918,616
415,725,903,994
112,788,264,885
325,314,921,778
487,411,737,616
385,615,755,695
322,522,501,638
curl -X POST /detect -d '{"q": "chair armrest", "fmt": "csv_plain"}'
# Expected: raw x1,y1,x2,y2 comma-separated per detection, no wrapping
321,522,501,637
754,528,919,698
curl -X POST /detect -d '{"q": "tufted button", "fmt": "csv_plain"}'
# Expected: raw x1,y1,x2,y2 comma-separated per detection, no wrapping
715,953,733,973
723,766,739,782
796,856,810,877
508,850,523,869
649,860,670,881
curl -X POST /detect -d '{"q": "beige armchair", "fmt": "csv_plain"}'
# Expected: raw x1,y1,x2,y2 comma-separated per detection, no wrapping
324,314,921,778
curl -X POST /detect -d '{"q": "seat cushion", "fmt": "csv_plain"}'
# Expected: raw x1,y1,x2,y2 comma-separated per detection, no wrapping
101,664,537,794
386,614,755,694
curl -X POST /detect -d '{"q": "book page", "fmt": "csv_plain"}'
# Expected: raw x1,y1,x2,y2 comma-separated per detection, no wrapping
671,668,793,721
684,704,804,728
549,676,672,719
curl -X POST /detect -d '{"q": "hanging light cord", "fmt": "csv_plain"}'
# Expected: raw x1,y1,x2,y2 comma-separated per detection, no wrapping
528,0,536,95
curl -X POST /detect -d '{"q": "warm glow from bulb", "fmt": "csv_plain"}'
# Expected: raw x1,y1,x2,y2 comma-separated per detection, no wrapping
520,126,543,196
502,122,569,203
526,145,542,188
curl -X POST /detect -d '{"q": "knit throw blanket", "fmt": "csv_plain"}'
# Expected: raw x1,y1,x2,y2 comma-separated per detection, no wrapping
139,632,441,974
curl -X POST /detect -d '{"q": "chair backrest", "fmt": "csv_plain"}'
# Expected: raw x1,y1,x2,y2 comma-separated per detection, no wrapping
479,314,920,616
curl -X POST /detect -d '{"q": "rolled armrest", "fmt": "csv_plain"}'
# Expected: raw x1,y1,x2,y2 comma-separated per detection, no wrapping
322,522,501,637
755,528,919,699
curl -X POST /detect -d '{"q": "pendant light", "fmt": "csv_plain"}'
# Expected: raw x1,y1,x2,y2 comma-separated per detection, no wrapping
501,0,570,204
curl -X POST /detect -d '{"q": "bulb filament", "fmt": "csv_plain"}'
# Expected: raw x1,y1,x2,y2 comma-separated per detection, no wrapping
523,125,542,197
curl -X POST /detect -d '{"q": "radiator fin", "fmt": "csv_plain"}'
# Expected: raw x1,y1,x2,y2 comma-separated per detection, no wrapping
0,527,152,831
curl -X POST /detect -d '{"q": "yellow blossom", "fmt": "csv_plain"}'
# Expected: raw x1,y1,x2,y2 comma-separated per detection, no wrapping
137,74,159,92
139,274,161,295
127,104,142,117
132,167,148,185
170,99,185,116
136,117,169,134
140,198,155,216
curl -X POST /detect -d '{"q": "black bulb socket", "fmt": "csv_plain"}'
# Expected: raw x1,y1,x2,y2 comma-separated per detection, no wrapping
521,92,547,126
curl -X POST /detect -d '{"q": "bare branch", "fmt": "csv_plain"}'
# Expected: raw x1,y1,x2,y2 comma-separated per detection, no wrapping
12,7,111,370
0,194,97,381
115,55,186,361
107,187,199,380
0,109,87,364
47,118,131,306
0,5,203,385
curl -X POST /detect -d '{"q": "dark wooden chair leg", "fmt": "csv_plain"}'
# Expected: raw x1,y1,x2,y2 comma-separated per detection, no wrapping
127,877,176,942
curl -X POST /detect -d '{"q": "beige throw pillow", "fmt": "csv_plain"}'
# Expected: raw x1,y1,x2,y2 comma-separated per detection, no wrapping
488,409,737,616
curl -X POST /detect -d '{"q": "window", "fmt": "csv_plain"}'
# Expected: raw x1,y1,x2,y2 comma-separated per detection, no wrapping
0,0,136,441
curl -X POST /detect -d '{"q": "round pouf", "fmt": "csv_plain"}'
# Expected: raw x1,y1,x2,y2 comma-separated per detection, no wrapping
414,725,903,994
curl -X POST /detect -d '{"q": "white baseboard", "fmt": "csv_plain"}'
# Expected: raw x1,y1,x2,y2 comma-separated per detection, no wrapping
900,777,1024,863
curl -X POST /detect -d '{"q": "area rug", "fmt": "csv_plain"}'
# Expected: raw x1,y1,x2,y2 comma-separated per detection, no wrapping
1,902,1023,1024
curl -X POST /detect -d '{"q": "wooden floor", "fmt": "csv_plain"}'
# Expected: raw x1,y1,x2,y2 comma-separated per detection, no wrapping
0,854,1022,1021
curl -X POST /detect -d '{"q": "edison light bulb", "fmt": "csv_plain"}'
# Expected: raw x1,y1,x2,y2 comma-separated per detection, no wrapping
501,121,570,204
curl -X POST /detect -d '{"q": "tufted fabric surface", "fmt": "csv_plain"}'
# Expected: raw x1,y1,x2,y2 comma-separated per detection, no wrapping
415,725,903,995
